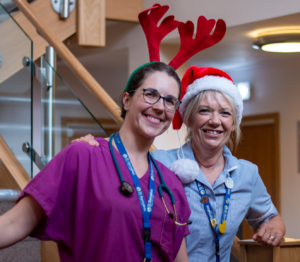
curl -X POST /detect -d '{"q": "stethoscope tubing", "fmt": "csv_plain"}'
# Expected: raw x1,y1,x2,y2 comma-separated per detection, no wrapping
109,133,191,226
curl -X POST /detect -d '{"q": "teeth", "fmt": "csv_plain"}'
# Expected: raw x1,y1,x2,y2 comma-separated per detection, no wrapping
206,130,220,134
147,116,160,123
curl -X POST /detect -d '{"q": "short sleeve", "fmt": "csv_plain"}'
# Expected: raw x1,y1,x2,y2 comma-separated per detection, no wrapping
151,150,173,169
18,143,82,239
245,166,278,228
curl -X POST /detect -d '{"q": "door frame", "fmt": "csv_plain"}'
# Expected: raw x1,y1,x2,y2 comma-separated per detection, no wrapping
240,112,280,212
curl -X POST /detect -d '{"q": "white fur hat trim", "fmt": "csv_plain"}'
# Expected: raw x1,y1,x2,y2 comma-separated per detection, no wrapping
170,158,199,184
179,75,243,125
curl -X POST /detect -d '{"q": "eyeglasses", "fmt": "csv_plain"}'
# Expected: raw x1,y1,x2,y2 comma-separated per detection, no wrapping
129,89,181,111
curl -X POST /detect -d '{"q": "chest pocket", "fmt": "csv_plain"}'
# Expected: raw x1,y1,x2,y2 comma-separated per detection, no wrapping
158,210,176,256
150,197,177,258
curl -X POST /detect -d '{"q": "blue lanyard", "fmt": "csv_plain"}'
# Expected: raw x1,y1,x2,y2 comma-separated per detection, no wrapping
196,178,232,262
114,132,155,261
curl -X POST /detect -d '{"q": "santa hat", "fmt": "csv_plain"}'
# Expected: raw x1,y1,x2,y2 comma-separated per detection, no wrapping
170,66,243,184
173,66,243,130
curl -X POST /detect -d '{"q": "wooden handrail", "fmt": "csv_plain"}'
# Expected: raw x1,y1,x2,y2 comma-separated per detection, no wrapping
0,136,30,190
232,235,240,261
12,0,123,126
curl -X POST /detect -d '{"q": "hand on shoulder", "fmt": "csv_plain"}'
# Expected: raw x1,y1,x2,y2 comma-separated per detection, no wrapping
71,134,99,146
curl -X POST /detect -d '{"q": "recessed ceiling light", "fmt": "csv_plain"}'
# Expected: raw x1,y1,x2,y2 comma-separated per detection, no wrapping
253,33,300,53
261,43,300,53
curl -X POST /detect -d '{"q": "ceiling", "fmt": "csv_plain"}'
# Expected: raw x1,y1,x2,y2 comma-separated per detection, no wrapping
66,12,300,76
165,12,300,72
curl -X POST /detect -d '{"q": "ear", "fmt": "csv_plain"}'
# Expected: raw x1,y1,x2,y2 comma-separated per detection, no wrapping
122,92,131,111
231,124,235,132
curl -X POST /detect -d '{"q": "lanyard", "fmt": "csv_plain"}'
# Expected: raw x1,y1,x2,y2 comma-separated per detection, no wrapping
196,177,232,262
114,132,155,261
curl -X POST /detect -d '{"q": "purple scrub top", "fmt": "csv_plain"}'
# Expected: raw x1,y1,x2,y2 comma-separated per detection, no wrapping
19,138,191,262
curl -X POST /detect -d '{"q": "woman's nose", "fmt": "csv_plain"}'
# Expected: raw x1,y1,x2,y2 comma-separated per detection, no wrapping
152,97,164,111
209,112,221,125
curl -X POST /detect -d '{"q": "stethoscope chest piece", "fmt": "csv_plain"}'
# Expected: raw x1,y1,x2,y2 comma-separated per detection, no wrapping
119,181,134,196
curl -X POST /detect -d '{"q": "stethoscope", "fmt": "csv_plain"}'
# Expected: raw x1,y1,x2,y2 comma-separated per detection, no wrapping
109,134,192,226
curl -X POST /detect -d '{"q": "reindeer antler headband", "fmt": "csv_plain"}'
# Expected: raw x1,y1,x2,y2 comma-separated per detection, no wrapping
125,4,227,91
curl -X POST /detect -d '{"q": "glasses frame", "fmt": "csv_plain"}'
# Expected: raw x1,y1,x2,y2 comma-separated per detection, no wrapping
129,88,181,111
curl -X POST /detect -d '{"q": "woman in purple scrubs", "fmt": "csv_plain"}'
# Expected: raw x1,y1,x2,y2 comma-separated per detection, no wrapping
0,62,191,262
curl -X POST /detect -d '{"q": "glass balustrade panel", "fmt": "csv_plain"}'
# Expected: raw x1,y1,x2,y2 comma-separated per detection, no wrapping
0,3,33,177
40,56,117,165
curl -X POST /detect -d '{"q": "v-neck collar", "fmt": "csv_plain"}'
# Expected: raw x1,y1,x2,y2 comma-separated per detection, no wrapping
179,140,239,190
103,138,151,180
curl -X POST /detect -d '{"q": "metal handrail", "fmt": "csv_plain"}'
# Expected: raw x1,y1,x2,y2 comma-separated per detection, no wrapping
0,189,20,202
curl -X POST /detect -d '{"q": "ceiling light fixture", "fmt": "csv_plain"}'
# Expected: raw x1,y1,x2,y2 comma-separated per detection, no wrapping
252,33,300,53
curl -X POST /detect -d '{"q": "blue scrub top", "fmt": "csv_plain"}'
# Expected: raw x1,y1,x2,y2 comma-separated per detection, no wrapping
151,140,278,262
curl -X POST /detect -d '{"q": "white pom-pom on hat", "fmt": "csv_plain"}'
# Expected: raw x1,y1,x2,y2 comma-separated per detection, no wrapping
170,158,199,184
170,131,199,184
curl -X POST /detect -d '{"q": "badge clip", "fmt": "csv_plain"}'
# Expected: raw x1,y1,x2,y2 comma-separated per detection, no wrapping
219,221,226,233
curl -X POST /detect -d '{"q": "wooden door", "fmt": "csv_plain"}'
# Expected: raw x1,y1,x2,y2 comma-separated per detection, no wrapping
233,113,280,239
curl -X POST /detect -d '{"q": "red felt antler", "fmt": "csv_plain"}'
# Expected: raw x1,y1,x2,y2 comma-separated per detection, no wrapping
138,4,180,62
168,16,226,70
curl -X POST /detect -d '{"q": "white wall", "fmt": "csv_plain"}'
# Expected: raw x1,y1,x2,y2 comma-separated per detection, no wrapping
144,0,300,29
225,56,300,238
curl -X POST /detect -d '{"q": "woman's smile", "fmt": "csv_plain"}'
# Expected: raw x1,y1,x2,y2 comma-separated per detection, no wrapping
144,114,163,125
203,129,223,136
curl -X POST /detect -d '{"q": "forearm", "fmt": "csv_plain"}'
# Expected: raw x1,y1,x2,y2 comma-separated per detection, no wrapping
174,238,189,262
0,195,46,249
0,215,26,248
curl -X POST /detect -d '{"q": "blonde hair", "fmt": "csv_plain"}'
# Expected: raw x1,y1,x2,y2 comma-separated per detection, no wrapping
182,90,241,150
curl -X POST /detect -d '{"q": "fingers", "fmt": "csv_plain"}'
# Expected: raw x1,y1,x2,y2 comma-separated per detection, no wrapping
272,233,282,246
252,233,258,241
70,134,99,146
253,224,283,247
265,233,281,246
88,140,99,146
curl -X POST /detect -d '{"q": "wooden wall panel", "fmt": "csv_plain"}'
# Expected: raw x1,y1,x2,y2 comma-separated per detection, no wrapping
78,0,105,46
106,0,143,22
0,0,76,84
